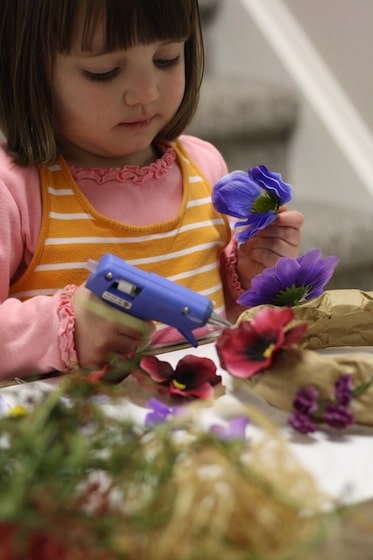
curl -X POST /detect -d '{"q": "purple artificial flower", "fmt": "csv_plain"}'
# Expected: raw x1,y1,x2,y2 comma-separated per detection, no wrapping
288,386,319,434
334,374,353,406
212,165,292,243
288,411,317,434
144,398,180,427
209,416,250,441
292,386,319,415
323,403,354,430
237,248,339,307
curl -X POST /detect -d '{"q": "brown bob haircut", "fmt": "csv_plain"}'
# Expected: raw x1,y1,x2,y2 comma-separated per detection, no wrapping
0,0,204,166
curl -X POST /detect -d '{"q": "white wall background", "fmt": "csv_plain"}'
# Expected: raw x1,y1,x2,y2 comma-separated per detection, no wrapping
208,0,373,213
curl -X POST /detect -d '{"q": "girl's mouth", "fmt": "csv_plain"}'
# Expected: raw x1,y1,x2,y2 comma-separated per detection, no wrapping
119,117,154,130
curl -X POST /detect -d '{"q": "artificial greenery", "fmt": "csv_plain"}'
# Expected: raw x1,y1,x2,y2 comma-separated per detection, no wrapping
0,373,332,559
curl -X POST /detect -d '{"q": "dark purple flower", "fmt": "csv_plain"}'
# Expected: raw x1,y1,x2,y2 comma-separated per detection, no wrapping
144,398,180,427
293,386,319,415
139,354,221,399
237,248,339,307
210,416,250,440
212,165,292,243
334,375,353,406
323,403,354,430
288,411,317,434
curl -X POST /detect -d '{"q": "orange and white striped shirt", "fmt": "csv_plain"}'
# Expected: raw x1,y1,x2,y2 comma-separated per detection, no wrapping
9,140,231,342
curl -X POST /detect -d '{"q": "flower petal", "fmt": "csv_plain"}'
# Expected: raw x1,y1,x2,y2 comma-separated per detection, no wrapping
210,416,249,440
216,324,270,378
140,355,174,383
249,165,293,204
237,249,338,307
212,171,261,218
251,306,295,335
274,257,301,285
235,212,277,242
175,355,220,385
144,398,178,426
216,308,300,379
283,322,308,347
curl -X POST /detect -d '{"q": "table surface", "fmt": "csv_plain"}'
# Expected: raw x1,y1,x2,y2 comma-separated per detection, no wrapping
163,344,373,560
161,343,373,506
2,342,373,506
1,342,373,558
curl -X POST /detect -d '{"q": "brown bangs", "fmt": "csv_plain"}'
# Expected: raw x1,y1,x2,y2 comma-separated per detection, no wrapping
54,0,195,54
0,0,203,165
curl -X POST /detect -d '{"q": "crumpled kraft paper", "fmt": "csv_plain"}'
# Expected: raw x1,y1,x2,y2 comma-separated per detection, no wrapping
237,289,373,350
230,347,373,426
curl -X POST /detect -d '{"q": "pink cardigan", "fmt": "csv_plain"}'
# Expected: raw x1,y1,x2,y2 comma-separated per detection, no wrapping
0,135,240,377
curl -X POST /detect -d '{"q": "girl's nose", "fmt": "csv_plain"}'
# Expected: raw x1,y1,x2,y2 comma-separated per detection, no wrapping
123,69,160,106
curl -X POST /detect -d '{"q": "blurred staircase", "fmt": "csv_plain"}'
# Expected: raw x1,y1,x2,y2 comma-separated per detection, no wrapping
191,0,373,291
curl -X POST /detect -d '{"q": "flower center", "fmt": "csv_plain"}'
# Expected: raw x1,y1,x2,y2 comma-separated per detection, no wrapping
172,379,186,390
245,338,276,361
252,192,280,214
263,343,276,359
273,284,311,306
8,405,27,417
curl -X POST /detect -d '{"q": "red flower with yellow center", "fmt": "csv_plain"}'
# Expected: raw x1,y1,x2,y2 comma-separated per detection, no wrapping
216,307,307,378
139,354,221,399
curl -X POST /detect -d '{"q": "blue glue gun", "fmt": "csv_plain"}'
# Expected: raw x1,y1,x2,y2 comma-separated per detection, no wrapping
85,253,231,347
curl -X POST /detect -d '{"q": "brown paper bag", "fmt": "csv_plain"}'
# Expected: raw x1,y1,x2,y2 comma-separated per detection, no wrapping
237,289,373,350
231,348,373,426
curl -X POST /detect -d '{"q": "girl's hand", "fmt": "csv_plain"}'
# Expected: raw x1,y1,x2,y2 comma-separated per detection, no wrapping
236,207,304,290
72,284,155,368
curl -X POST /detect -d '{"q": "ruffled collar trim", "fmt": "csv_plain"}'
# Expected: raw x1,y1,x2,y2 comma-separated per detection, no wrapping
69,145,176,185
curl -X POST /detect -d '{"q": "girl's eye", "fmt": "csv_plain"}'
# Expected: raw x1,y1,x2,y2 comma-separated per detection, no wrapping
83,68,119,82
154,56,180,69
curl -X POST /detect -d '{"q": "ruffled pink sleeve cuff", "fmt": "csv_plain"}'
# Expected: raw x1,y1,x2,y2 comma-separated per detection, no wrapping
57,285,79,371
225,238,245,300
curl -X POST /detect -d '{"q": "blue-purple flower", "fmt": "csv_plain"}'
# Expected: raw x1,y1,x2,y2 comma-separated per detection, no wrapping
237,248,339,308
212,165,293,242
144,397,180,427
209,416,250,441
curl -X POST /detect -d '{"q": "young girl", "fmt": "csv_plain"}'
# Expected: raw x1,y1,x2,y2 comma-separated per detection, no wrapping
0,0,303,378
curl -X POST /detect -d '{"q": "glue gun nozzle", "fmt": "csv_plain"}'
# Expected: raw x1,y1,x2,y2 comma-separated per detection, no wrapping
208,312,232,329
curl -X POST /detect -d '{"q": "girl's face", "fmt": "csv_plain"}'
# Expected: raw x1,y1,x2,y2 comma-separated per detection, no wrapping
52,22,186,167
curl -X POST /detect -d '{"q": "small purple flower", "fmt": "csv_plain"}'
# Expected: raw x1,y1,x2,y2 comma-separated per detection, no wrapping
288,411,317,434
334,375,353,406
288,374,369,435
293,386,319,415
323,403,354,430
210,416,250,440
237,248,339,307
144,398,179,427
212,165,292,243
